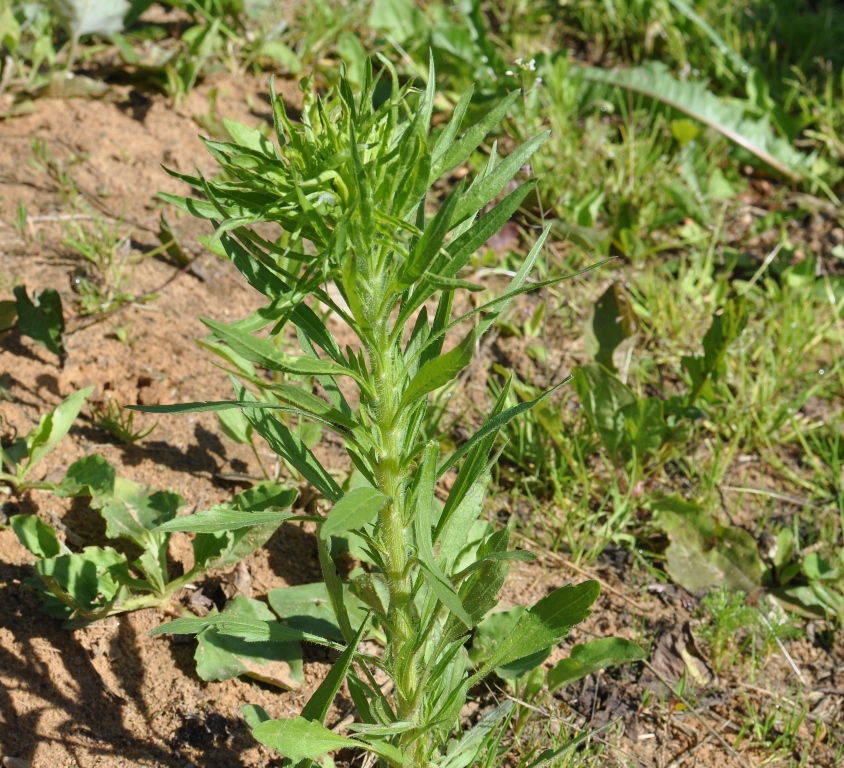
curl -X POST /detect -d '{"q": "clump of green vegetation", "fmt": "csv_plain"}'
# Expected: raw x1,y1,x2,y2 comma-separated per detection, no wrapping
11,454,298,622
91,397,157,443
136,63,638,766
695,586,759,675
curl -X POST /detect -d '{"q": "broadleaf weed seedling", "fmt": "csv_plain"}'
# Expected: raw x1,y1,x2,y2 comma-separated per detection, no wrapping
136,61,623,766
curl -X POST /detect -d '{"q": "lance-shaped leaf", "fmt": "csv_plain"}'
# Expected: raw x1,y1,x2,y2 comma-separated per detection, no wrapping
321,487,389,540
156,506,301,533
203,318,359,382
236,384,343,503
399,328,475,412
548,637,646,692
431,90,520,180
150,610,342,649
430,84,474,171
575,62,811,181
470,580,600,683
24,387,94,476
300,615,368,723
450,132,549,228
407,225,551,371
414,443,473,628
437,377,569,480
438,701,513,768
396,180,536,332
434,384,509,546
268,383,362,432
395,182,462,290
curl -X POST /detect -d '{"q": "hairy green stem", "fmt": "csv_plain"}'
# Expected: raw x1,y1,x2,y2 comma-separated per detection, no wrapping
365,285,422,727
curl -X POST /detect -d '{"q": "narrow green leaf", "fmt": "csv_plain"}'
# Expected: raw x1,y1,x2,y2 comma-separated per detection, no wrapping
203,318,358,382
346,721,416,736
418,562,473,628
269,384,361,432
252,717,362,763
25,387,94,475
321,487,389,540
438,701,513,768
150,613,341,648
421,272,484,292
395,181,462,289
300,615,368,723
445,180,534,274
431,90,519,180
450,131,549,228
400,329,475,412
318,535,355,643
547,637,646,692
156,507,301,533
233,384,343,503
291,303,347,365
414,443,473,628
438,377,569,479
430,84,474,169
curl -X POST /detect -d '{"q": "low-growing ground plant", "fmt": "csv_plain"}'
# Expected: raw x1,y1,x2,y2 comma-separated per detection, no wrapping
0,387,91,493
136,63,631,766
11,454,299,622
91,396,158,443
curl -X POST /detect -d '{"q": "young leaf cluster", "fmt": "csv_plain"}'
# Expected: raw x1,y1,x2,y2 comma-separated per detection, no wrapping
11,454,300,621
0,386,90,492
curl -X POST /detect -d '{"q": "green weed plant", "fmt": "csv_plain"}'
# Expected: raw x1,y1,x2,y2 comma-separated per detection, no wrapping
11,454,298,621
135,63,631,767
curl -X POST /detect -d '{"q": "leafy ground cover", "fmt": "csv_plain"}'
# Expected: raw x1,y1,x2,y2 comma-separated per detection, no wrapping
0,1,843,767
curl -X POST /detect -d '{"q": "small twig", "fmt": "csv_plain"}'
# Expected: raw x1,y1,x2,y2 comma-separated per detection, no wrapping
66,257,200,336
515,531,651,613
719,485,823,511
643,660,755,768
738,242,783,296
665,733,713,768
758,598,807,686
29,213,95,224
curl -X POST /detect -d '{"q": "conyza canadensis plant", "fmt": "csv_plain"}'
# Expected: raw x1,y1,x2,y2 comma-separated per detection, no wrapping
137,60,616,768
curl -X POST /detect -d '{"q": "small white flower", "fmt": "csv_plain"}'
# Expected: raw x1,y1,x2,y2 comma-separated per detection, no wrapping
505,70,514,76
528,59,536,71
515,57,523,65
534,76,542,85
